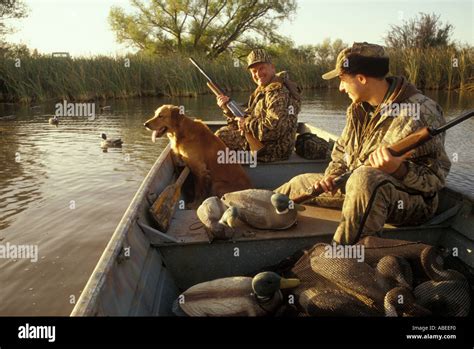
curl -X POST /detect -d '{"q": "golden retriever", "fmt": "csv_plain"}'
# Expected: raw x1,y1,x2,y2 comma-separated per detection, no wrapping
144,105,252,206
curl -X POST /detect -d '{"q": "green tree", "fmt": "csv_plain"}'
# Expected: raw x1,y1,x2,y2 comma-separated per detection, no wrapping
384,13,454,49
109,0,297,57
1,0,27,37
1,0,28,56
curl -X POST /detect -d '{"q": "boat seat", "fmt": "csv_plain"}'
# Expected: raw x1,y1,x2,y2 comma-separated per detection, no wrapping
253,152,327,166
244,152,330,189
149,205,341,246
147,200,454,247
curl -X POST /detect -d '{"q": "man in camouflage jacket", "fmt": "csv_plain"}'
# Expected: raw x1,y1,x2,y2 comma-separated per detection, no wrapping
276,42,451,245
215,49,302,162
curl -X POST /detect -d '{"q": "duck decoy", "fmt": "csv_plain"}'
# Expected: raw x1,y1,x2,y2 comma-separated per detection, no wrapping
0,115,16,121
413,246,471,316
100,133,123,149
219,206,240,228
293,243,424,316
99,105,112,113
375,255,413,290
48,115,59,125
220,189,305,230
173,271,300,316
384,287,432,317
196,196,234,240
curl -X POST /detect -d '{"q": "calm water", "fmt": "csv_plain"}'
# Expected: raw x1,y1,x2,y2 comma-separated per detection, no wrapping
0,89,473,315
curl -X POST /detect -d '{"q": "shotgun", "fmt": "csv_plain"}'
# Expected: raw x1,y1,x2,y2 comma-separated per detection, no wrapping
189,57,264,153
293,109,474,204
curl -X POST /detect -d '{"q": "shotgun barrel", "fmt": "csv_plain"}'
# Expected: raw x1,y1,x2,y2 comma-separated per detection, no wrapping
190,57,264,152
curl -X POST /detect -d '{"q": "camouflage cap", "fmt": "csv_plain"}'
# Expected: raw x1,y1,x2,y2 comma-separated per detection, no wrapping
247,49,272,69
322,42,389,80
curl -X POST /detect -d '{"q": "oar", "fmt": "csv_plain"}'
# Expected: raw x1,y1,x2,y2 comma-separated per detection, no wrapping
150,167,191,232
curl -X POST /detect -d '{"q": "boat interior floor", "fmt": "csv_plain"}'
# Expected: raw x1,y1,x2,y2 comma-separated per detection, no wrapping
145,201,457,249
166,205,341,245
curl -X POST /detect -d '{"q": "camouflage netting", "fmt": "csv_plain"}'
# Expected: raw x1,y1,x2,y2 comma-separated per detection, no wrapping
277,237,471,316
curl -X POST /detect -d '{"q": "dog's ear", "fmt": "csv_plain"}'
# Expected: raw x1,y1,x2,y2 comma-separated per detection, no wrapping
171,106,182,118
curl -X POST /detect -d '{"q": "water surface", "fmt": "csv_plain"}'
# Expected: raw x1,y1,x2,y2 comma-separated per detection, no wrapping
0,89,472,315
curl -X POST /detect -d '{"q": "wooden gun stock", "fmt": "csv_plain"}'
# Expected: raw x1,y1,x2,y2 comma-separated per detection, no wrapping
388,127,432,157
292,186,325,204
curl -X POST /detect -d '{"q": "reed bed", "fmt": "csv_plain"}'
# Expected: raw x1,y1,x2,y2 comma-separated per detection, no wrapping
0,46,472,103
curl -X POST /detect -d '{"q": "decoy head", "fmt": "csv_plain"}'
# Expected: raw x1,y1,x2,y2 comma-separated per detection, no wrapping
251,272,300,300
101,133,107,140
219,206,239,228
421,246,465,281
376,255,413,289
271,193,305,214
49,116,59,125
384,286,431,317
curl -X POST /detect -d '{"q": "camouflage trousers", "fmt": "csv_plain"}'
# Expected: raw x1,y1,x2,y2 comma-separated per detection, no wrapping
275,166,438,245
215,123,248,151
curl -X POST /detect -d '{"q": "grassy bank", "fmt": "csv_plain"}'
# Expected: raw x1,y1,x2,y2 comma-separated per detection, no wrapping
0,47,472,103
388,47,474,91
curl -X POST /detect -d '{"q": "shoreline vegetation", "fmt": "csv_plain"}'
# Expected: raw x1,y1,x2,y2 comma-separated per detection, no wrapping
0,46,473,104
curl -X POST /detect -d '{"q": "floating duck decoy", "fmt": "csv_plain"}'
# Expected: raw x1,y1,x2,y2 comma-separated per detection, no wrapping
0,115,16,121
48,115,59,125
100,133,123,149
99,105,112,113
173,271,300,316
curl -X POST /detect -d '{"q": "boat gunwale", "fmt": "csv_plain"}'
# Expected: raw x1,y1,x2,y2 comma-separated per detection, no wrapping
70,144,173,316
69,121,473,316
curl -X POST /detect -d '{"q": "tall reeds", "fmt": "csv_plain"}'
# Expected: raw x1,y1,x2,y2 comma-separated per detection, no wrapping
0,46,472,103
388,46,473,91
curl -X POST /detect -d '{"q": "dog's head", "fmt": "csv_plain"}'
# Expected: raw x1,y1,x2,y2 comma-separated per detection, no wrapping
144,104,182,143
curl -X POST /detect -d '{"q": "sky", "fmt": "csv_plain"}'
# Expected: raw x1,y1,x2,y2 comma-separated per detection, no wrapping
5,0,474,57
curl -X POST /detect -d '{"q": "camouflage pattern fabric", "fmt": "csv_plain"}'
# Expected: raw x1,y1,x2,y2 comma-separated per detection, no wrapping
276,76,451,244
322,42,389,80
246,48,272,68
295,133,331,160
277,168,437,245
276,173,345,209
215,71,301,162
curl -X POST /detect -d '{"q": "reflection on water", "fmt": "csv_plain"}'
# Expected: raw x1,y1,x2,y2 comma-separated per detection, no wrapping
0,89,473,315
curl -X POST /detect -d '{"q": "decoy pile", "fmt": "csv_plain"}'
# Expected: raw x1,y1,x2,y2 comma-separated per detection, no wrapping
289,236,471,316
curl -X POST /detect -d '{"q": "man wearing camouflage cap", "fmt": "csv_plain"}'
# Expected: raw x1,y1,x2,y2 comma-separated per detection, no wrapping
277,42,451,245
215,49,302,162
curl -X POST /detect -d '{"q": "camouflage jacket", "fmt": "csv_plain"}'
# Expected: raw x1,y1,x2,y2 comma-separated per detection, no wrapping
226,71,302,162
325,76,451,195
